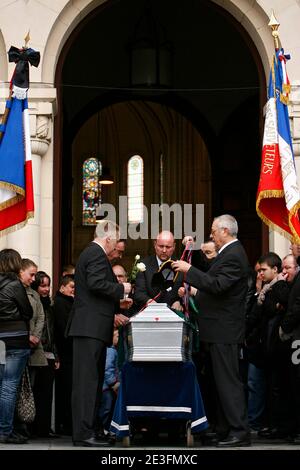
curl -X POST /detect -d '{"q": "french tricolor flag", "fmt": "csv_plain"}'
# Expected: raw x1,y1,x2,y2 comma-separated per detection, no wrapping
256,48,300,242
0,96,34,234
0,45,39,235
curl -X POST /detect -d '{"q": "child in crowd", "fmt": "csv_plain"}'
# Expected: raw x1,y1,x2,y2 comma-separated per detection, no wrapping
98,328,120,439
53,275,75,435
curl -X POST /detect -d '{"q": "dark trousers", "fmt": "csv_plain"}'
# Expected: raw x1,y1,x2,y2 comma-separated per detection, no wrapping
289,361,300,434
30,359,55,436
98,389,116,431
192,347,218,430
55,358,73,434
72,337,106,441
208,343,249,439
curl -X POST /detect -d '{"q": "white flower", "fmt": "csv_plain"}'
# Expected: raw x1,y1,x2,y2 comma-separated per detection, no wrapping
135,254,140,260
136,262,146,272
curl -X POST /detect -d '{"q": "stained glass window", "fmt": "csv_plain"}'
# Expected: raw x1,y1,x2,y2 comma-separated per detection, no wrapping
128,155,144,223
82,157,102,225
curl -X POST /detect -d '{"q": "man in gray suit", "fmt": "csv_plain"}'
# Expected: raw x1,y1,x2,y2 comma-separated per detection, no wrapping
172,214,250,447
69,220,131,447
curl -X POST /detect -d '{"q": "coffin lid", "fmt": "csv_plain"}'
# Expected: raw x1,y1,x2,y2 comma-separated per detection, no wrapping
130,303,184,322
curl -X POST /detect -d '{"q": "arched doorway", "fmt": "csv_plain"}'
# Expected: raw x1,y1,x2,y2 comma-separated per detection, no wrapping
52,0,267,282
71,100,212,269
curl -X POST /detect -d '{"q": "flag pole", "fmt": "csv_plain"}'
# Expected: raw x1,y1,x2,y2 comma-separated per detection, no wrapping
24,30,30,48
0,91,13,142
268,10,280,49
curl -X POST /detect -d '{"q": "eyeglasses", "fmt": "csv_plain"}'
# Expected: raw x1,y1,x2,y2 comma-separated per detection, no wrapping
211,227,225,236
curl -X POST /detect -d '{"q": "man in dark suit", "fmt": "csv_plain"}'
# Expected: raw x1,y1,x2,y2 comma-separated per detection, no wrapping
132,231,183,442
134,230,182,311
279,254,300,443
69,220,131,447
290,244,300,266
172,214,250,447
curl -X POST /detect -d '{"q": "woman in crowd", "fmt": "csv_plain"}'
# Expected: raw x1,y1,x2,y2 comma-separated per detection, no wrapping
19,259,46,438
31,271,60,437
0,249,33,444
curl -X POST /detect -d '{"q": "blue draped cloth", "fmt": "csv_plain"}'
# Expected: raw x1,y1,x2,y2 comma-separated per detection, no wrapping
110,361,208,437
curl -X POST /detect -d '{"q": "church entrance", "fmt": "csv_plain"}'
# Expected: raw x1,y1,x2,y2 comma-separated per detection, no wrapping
54,0,266,281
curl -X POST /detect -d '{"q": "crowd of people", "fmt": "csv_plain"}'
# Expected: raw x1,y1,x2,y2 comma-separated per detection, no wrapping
1,214,300,447
0,252,75,444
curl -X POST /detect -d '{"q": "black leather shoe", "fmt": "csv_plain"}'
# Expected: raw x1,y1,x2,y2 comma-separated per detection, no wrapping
106,432,116,445
201,431,227,446
49,431,61,438
288,434,300,444
258,427,276,438
217,436,251,447
39,431,61,438
0,432,28,444
13,431,29,442
258,427,288,439
201,433,219,446
73,436,111,447
205,432,218,439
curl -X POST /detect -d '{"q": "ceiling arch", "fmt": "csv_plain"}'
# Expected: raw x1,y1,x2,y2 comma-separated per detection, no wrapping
42,0,272,85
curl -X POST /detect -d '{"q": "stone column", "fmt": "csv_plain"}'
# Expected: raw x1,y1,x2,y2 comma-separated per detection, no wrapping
0,87,56,275
7,134,50,267
36,115,53,278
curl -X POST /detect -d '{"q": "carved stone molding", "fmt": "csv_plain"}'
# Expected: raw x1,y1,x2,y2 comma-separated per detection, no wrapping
30,113,52,157
36,115,51,141
30,138,49,158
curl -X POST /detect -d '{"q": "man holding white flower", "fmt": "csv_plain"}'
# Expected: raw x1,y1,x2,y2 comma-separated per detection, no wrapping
69,220,132,447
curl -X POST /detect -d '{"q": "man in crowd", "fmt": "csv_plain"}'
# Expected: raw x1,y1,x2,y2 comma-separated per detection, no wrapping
246,252,284,437
182,237,217,272
112,264,128,284
112,265,132,327
134,230,182,311
172,214,250,447
62,264,75,277
108,239,126,264
279,254,300,443
290,244,300,266
69,220,131,447
200,240,218,260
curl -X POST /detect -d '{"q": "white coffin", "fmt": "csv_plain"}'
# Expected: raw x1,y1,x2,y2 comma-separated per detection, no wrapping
125,303,192,362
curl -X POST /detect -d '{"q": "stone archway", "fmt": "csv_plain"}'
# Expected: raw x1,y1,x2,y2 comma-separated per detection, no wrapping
71,101,212,267
43,0,274,284
42,0,272,84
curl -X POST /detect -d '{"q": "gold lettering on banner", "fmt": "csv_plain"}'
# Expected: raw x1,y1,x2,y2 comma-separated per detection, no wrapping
264,100,277,144
263,144,277,174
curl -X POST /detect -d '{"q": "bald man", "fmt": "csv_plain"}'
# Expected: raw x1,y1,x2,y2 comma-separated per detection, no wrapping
133,231,182,311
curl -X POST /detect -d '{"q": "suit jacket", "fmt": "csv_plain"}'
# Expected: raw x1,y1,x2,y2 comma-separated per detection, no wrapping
191,249,212,272
187,240,249,344
133,255,182,311
281,271,300,340
69,242,124,345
